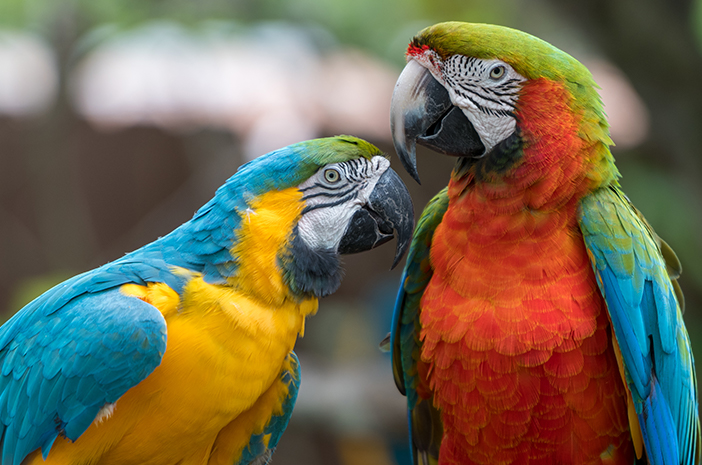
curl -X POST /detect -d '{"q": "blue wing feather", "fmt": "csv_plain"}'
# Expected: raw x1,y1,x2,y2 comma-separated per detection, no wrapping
579,185,700,465
264,353,301,450
236,352,301,465
0,286,167,465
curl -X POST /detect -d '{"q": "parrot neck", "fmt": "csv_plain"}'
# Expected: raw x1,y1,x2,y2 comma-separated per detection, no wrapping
150,182,344,306
152,183,339,308
279,227,344,299
451,77,618,207
227,187,335,306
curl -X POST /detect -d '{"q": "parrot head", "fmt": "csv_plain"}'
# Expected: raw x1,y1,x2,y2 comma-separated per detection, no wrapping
223,135,414,299
288,136,414,268
391,22,617,186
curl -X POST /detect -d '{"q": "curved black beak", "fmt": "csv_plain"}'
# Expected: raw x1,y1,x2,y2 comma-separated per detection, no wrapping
338,167,414,269
390,60,484,183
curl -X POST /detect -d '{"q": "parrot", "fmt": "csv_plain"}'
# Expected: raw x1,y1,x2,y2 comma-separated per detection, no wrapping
0,135,414,465
388,22,700,465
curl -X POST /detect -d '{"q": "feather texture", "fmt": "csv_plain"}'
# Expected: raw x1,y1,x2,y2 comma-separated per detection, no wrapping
580,186,700,465
0,136,387,465
390,24,699,464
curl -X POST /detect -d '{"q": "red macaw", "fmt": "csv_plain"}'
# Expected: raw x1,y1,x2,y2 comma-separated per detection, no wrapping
389,22,700,465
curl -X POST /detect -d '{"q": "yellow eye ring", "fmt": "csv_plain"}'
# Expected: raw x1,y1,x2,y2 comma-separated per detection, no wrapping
324,168,341,183
489,66,505,80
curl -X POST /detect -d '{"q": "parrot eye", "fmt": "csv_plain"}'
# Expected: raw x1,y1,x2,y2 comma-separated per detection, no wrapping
489,65,506,80
323,168,341,183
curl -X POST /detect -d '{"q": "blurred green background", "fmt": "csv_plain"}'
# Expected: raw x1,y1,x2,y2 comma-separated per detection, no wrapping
1,0,701,464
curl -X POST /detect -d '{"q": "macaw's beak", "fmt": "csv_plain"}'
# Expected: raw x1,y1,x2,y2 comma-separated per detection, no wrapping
338,167,414,269
390,59,485,183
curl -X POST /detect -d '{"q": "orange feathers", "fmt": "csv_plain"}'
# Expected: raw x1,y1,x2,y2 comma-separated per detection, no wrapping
417,79,633,465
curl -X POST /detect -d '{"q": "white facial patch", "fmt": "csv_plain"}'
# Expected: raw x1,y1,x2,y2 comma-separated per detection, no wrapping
417,52,526,155
296,156,390,251
461,106,518,155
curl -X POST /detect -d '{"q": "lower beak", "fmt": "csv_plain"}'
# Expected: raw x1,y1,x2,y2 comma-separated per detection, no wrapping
390,60,485,183
337,167,414,268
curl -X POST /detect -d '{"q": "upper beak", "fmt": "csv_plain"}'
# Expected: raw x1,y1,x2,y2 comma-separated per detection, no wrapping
337,167,414,269
390,60,485,183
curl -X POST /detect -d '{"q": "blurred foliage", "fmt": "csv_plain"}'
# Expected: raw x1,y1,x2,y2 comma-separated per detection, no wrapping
0,0,526,64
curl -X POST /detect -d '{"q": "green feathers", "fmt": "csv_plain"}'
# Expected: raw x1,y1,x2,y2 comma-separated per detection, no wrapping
412,22,592,86
290,135,386,180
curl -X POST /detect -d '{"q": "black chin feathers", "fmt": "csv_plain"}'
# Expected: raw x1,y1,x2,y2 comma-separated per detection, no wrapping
455,129,524,181
279,228,343,299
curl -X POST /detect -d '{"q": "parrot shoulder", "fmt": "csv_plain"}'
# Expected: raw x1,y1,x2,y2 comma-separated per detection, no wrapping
578,185,700,465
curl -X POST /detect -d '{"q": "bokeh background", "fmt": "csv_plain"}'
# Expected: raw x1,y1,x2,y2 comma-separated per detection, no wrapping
1,0,702,463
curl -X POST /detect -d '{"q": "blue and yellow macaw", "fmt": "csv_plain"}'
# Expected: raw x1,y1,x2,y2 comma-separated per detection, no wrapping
388,22,699,464
0,136,413,465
